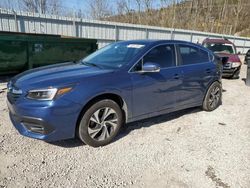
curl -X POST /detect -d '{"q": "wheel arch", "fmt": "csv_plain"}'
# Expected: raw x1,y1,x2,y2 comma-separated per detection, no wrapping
203,80,221,103
202,80,222,112
75,93,128,137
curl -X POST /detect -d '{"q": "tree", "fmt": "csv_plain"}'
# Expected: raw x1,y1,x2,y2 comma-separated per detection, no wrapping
135,0,142,24
116,0,135,23
87,0,113,20
233,0,243,33
0,0,22,10
19,0,61,14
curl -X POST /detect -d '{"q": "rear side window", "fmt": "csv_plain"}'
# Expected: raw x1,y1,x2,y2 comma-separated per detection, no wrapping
179,44,209,65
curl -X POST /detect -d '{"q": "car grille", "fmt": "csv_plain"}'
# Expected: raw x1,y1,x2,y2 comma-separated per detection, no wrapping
223,62,232,69
7,82,22,103
7,92,22,103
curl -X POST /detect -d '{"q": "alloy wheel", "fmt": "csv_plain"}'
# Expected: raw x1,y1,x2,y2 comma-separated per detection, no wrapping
88,107,118,141
208,86,221,109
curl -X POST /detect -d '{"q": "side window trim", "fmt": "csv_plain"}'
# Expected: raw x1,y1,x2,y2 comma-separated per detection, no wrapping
209,53,214,62
176,44,182,66
174,44,179,67
129,43,177,73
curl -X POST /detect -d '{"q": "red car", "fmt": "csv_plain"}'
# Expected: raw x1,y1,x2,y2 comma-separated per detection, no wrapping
202,38,241,79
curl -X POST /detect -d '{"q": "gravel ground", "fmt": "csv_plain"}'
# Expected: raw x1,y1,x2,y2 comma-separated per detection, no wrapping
0,62,250,188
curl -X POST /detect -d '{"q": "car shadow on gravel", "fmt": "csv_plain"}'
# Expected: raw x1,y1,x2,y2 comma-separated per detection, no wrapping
49,138,85,148
49,107,201,148
114,107,202,143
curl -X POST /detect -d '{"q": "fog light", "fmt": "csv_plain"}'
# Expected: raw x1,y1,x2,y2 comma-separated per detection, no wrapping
22,122,45,134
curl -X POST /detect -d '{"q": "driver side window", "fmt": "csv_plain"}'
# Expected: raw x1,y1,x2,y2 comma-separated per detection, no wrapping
132,44,176,72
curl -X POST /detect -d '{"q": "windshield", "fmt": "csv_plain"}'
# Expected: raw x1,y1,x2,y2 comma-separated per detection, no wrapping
81,42,146,69
204,43,236,54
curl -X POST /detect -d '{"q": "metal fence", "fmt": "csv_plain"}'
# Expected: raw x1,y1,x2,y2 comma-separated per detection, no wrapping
1,8,250,53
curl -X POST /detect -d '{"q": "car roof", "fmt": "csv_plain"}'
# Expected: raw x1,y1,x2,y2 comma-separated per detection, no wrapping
115,39,211,53
202,38,234,45
117,39,198,45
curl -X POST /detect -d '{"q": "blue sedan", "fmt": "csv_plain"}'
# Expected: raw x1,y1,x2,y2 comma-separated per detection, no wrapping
7,40,222,147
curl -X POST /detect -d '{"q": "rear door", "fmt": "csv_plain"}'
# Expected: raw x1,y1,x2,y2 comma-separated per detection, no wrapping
176,44,215,107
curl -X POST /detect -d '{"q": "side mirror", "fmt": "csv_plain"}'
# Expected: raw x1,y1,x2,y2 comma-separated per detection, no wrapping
141,62,160,73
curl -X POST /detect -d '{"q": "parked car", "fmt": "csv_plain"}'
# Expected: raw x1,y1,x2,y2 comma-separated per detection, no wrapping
202,38,241,79
7,40,222,147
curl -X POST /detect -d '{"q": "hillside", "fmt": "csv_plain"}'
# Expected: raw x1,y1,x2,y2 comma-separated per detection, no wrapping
105,0,250,37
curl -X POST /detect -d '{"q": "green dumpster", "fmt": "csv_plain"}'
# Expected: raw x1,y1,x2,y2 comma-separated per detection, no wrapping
0,31,97,75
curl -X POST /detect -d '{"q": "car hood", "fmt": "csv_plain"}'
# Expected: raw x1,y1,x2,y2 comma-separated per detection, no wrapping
11,62,113,89
215,53,241,63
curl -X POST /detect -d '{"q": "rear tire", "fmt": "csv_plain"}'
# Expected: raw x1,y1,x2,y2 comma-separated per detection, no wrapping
202,82,222,111
78,99,124,147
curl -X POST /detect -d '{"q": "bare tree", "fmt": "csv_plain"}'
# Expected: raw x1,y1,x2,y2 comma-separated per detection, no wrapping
87,0,113,20
143,0,153,12
135,0,142,24
142,0,153,25
117,0,132,15
171,0,176,28
19,0,61,14
49,0,61,15
21,0,47,13
233,0,243,33
116,0,138,23
79,0,250,36
0,0,15,9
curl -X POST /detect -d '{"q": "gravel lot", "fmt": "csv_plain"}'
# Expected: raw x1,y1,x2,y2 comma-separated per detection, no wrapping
0,61,250,188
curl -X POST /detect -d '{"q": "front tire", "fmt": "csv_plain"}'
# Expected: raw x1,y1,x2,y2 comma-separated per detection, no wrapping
231,69,240,79
202,82,222,111
78,99,124,147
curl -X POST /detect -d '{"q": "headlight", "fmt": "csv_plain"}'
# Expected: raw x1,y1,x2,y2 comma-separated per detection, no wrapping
231,62,241,68
27,87,72,100
27,88,58,100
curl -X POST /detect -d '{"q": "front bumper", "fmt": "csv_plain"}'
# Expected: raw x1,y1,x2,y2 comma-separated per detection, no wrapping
7,95,82,142
222,66,241,77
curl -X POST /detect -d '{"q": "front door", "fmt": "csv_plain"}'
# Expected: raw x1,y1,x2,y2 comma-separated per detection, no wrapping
130,44,182,118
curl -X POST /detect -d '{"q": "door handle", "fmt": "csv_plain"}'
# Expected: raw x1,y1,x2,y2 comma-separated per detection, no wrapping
206,69,211,73
173,74,180,79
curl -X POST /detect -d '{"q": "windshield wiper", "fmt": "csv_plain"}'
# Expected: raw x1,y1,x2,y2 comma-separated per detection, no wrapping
82,61,102,69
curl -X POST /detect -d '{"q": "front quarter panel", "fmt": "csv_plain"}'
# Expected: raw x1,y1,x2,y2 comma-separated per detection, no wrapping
64,71,133,121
